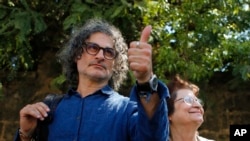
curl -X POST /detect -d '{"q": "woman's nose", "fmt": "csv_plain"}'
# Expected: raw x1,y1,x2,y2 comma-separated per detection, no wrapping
193,100,203,107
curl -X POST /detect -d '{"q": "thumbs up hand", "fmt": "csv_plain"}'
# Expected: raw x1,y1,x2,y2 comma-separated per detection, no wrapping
128,26,153,83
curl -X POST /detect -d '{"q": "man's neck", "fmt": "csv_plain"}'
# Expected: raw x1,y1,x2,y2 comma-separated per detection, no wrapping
76,78,108,97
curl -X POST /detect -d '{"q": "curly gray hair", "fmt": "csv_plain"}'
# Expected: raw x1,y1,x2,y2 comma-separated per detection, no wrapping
57,18,129,91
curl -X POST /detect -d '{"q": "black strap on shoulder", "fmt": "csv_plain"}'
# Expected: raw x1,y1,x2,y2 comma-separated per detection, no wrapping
33,93,64,141
43,93,64,123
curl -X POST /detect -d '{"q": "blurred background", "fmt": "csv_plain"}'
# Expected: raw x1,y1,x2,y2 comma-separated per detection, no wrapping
0,0,250,140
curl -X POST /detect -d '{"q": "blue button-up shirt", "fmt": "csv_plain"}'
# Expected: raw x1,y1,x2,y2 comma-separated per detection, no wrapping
15,81,169,141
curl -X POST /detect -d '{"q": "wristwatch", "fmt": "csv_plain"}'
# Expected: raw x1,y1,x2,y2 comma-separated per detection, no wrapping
136,74,158,98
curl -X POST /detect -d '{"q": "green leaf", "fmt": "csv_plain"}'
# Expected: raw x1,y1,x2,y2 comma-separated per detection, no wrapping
63,13,81,30
14,11,31,35
0,8,7,19
111,6,124,18
33,13,47,34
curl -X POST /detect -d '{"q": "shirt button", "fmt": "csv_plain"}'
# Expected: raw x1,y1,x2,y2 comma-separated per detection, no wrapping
76,116,80,120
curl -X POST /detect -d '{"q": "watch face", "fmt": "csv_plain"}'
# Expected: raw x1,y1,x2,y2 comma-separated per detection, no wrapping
153,78,158,87
151,75,158,91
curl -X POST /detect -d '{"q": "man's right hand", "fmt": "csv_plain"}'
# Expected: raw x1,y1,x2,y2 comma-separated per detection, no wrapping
19,102,50,135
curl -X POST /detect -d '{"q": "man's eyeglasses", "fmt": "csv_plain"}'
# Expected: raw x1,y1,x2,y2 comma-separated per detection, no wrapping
83,42,117,60
175,96,204,106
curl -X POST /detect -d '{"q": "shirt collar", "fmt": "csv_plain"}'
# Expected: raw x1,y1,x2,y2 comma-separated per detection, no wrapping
100,85,114,95
67,85,114,97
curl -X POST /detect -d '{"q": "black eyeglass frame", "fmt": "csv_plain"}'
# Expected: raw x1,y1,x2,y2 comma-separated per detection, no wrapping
83,42,118,60
175,96,204,106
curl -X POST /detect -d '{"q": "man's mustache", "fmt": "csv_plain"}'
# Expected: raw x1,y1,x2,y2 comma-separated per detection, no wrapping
89,61,106,69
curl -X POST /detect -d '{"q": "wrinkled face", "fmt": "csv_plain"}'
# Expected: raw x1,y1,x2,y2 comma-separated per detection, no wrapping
76,32,115,83
169,89,204,127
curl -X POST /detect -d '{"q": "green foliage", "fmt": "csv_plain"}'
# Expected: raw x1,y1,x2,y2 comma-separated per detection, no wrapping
141,0,250,83
50,74,66,90
62,0,140,42
0,0,47,80
0,0,249,94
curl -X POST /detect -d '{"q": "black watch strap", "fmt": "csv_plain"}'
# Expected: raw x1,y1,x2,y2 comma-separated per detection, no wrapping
136,81,151,92
136,74,158,99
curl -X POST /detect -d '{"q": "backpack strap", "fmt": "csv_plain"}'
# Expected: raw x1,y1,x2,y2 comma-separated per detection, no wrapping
33,93,64,141
43,93,64,123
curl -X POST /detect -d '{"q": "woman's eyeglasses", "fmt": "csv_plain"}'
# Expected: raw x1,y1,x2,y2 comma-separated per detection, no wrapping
83,42,117,60
175,96,204,106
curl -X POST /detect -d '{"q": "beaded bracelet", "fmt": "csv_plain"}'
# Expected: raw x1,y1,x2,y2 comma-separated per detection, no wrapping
19,129,32,141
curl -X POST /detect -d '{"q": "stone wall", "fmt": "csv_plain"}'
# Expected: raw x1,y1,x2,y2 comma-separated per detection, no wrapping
198,84,250,140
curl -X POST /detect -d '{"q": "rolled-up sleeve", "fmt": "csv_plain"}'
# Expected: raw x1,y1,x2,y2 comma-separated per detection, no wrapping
129,80,170,141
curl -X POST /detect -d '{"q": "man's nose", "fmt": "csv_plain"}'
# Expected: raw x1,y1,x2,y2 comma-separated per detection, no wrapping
95,49,105,59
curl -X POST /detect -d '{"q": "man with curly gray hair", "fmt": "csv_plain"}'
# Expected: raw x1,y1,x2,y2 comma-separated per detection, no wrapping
15,18,170,141
57,19,128,91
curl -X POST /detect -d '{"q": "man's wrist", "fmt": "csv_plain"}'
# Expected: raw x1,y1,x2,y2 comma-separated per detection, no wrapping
136,74,158,91
19,128,33,141
136,74,158,100
136,72,153,84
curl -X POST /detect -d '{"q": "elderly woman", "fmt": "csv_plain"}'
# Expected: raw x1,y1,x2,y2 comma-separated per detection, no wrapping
167,75,215,141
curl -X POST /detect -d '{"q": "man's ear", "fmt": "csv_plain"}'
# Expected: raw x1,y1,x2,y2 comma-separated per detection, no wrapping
75,55,81,62
168,116,172,121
